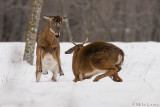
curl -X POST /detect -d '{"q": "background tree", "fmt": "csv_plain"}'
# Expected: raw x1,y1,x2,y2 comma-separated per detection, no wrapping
23,0,43,65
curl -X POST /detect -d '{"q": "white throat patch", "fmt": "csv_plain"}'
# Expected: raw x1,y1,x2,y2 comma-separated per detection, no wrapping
50,28,55,34
50,28,58,35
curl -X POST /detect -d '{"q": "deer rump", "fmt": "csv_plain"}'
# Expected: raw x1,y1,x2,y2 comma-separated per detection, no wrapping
67,41,124,82
79,42,124,69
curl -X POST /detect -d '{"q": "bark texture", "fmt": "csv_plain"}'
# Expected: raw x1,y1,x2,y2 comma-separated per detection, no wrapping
23,0,43,65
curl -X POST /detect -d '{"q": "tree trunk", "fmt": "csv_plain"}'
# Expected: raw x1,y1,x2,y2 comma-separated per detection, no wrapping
23,0,43,65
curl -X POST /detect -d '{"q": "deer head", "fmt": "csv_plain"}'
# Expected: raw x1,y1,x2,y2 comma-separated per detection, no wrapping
65,37,88,54
43,15,67,38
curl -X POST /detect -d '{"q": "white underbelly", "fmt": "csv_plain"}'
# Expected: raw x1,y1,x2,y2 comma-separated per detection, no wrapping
85,69,107,77
42,53,58,73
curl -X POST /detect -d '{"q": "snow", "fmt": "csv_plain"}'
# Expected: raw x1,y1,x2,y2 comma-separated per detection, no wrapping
0,42,160,107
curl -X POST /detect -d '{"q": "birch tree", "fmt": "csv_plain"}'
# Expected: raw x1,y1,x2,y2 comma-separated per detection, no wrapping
23,0,43,65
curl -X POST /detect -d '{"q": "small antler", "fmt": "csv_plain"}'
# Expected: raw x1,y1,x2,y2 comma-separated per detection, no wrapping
70,36,76,45
63,17,68,22
82,37,88,45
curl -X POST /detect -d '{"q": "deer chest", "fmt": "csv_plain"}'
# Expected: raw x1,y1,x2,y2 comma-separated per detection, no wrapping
42,53,58,72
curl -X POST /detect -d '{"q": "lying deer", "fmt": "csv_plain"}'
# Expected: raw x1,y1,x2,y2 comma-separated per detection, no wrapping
65,37,124,82
36,16,67,82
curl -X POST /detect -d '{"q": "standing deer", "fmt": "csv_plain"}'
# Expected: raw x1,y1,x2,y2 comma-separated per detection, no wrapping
36,16,67,82
65,37,124,82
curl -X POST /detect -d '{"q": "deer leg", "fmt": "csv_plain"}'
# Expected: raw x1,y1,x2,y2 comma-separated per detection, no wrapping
55,47,64,76
111,72,123,82
73,77,78,82
36,66,42,82
58,62,64,76
51,65,59,82
109,64,122,81
51,70,58,82
36,48,42,82
84,75,93,79
109,72,123,82
73,73,81,82
36,47,43,82
51,71,58,82
109,65,122,82
93,66,118,82
116,65,122,72
36,65,42,82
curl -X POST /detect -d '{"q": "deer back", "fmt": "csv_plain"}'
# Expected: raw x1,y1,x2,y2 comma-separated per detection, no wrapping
72,42,124,72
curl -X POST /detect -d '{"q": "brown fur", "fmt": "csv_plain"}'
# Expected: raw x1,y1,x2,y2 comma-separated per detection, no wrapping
65,41,124,82
36,16,66,82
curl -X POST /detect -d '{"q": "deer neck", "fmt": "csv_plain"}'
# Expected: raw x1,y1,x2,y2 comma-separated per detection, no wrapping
38,22,58,48
45,22,57,44
73,48,80,61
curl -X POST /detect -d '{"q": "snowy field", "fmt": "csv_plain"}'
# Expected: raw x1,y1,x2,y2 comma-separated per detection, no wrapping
0,42,160,107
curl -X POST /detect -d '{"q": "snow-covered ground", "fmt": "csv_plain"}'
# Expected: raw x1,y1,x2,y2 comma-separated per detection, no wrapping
0,42,160,107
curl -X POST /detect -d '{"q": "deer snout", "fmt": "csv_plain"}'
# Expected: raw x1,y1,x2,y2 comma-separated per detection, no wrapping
55,34,60,38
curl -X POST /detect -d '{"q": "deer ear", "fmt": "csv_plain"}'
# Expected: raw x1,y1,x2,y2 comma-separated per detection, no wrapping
63,17,68,22
43,16,50,20
65,46,75,54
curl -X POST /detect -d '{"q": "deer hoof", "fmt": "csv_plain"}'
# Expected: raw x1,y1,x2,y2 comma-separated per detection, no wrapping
117,78,123,82
113,77,123,82
51,76,57,82
60,73,64,76
52,78,57,82
36,80,39,82
93,78,99,82
73,79,78,82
